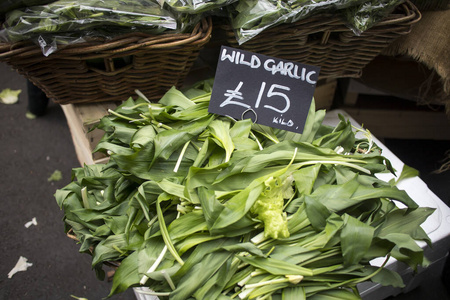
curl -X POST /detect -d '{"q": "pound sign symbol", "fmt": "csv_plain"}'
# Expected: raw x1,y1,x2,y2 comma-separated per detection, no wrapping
220,81,250,109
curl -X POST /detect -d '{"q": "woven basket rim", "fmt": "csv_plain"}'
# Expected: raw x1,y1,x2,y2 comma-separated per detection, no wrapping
0,17,212,60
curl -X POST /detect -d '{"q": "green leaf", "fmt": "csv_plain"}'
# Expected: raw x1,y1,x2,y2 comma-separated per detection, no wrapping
209,179,263,233
308,288,362,300
368,266,405,288
304,196,331,231
222,242,266,257
171,251,233,300
390,164,420,186
293,164,321,196
340,214,374,266
153,129,193,163
193,261,232,300
313,115,355,152
376,207,435,238
299,100,326,143
110,238,166,296
208,119,235,163
283,286,306,300
91,231,144,267
168,210,208,242
197,186,225,229
159,86,196,109
381,233,426,270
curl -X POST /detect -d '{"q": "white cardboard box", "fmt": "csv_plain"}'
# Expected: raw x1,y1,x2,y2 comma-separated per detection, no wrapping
324,110,450,299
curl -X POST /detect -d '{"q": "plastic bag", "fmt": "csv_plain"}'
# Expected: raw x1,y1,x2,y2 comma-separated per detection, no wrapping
229,0,402,45
286,0,367,22
229,0,291,45
163,0,239,14
344,0,405,35
0,0,206,56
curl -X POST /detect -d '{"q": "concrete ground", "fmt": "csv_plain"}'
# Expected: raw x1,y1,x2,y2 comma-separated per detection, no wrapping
0,62,449,300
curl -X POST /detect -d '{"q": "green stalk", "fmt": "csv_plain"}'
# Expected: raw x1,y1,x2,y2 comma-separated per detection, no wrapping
293,160,371,174
174,141,190,173
135,289,171,297
191,92,212,103
121,103,150,110
140,245,168,285
151,119,172,130
135,195,151,222
135,89,151,103
156,199,184,266
161,269,176,290
81,187,90,209
108,109,139,122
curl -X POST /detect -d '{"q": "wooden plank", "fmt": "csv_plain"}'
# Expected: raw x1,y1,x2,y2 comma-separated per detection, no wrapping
74,102,117,160
61,104,96,166
344,108,450,140
61,102,118,166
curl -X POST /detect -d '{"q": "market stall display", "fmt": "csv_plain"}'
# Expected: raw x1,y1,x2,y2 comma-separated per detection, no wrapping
55,81,434,299
0,1,442,299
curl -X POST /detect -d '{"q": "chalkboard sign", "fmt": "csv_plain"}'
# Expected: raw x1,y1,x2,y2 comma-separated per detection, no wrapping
209,46,320,134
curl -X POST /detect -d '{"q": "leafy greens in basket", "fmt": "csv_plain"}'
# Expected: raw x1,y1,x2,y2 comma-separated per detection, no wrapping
55,79,434,299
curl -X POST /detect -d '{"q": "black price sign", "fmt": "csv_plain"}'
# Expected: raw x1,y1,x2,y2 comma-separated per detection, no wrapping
209,46,320,133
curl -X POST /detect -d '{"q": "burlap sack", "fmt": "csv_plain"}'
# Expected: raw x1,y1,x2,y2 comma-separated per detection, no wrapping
382,9,450,114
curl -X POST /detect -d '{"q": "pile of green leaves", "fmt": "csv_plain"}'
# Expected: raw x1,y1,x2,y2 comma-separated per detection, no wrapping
56,80,434,299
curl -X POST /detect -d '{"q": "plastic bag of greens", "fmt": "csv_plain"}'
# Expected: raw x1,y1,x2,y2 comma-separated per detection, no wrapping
0,0,191,55
228,0,291,45
229,0,370,45
163,0,238,14
1,0,179,42
285,0,370,23
343,0,405,35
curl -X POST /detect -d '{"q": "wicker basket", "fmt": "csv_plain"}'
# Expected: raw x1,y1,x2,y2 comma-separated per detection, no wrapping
0,18,212,104
221,1,421,79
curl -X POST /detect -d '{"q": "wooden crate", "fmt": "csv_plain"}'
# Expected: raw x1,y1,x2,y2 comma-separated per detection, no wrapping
61,102,118,166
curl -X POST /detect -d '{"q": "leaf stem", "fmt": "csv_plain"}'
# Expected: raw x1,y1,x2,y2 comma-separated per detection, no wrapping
293,160,371,174
81,187,90,209
135,89,151,103
108,109,139,122
156,199,185,266
151,119,172,130
134,289,171,297
174,141,190,173
140,245,168,285
161,269,176,290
